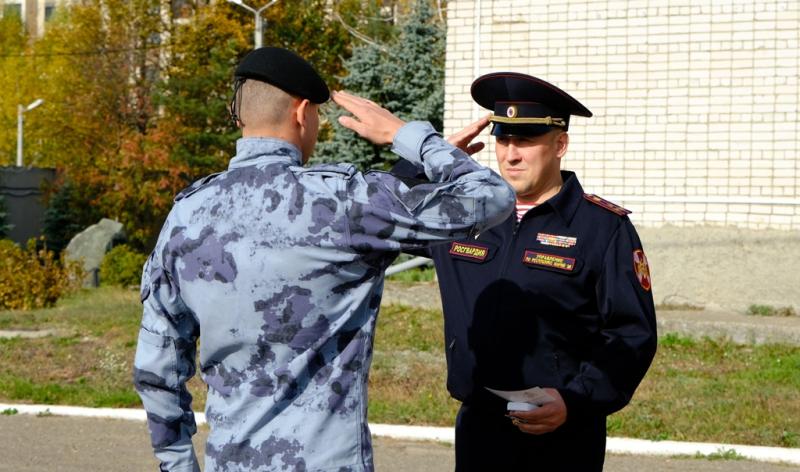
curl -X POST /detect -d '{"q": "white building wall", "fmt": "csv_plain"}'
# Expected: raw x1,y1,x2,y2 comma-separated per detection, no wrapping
445,0,800,229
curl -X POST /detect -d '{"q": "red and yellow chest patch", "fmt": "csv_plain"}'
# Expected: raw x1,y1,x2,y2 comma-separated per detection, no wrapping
522,250,576,272
536,232,577,248
449,242,489,261
633,249,651,291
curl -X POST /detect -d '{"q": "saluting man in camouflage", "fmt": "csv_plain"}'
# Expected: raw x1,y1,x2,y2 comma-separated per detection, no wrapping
133,47,514,472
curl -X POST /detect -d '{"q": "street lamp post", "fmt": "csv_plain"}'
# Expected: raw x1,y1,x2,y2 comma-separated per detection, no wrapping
16,98,44,168
227,0,278,49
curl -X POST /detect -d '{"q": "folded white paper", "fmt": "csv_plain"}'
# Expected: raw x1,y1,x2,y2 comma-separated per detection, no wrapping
485,386,556,406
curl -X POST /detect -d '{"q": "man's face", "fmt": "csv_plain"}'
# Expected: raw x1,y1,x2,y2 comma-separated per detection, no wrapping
300,102,320,164
495,130,568,200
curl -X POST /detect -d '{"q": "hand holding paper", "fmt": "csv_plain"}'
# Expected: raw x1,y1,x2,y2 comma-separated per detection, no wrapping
486,387,567,435
485,386,556,409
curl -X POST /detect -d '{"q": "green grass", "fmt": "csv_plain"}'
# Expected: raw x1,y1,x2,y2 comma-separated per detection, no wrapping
608,334,800,447
385,266,436,283
747,304,797,317
1,287,799,447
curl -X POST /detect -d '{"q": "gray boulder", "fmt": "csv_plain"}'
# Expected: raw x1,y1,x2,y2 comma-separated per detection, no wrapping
65,218,125,287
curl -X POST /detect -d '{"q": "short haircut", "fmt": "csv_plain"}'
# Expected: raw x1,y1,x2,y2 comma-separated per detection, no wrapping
239,79,294,129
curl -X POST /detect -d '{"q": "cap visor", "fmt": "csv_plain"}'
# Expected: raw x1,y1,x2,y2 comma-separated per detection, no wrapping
491,123,554,137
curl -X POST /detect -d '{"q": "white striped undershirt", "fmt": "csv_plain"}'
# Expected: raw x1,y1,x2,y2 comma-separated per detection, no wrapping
516,202,536,221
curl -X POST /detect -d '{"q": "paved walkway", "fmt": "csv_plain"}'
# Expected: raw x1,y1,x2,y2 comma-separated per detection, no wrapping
1,415,797,471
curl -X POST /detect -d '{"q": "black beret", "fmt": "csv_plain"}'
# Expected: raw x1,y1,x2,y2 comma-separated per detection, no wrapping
471,72,591,137
235,47,330,104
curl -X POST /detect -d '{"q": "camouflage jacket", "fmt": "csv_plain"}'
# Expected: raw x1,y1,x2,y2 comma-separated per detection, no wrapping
134,121,515,471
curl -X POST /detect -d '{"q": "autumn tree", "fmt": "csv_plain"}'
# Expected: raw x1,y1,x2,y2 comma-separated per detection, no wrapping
1,0,438,249
0,14,35,166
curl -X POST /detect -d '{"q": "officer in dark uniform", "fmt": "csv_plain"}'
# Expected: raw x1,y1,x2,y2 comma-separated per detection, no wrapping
396,72,658,471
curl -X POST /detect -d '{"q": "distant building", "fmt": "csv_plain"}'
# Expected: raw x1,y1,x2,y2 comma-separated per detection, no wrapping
1,0,63,37
0,0,198,37
445,1,800,230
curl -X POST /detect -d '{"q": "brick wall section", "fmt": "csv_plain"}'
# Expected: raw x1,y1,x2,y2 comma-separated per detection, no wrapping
445,0,800,229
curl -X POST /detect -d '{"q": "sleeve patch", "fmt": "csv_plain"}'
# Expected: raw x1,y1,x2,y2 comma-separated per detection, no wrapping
633,249,652,291
583,194,631,216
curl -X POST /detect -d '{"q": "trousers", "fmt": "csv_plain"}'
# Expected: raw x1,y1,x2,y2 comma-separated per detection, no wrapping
454,399,607,471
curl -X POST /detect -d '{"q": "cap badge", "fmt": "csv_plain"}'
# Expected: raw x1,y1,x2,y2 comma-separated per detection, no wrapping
506,105,518,118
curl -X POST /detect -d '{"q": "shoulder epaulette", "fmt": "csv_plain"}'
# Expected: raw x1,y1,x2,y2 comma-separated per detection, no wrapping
583,194,631,216
300,163,357,179
174,172,223,202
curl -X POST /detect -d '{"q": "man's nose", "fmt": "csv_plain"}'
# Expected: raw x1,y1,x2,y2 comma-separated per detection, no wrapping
505,143,522,163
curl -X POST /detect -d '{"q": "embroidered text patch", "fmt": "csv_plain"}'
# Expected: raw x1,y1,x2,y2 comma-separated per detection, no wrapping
522,250,575,272
449,242,489,261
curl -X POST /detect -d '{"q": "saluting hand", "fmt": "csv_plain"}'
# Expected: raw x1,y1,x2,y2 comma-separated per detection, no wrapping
332,91,406,145
508,388,568,435
447,114,492,156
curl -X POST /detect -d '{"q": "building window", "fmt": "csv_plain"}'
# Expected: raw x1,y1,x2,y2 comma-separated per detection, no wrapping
45,5,56,21
3,4,22,18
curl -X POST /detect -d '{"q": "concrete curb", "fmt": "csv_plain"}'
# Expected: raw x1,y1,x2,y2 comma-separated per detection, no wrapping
2,403,798,465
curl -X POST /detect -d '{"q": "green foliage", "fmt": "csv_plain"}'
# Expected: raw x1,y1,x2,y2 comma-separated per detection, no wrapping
0,0,448,248
41,182,94,256
0,194,12,239
0,239,83,311
1,408,17,416
99,244,148,287
747,304,797,317
315,0,445,170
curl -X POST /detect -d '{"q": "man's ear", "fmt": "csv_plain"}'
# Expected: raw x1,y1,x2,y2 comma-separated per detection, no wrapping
295,98,311,129
555,131,569,159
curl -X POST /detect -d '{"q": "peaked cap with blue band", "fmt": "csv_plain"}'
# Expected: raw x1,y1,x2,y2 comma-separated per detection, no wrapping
235,47,330,104
471,72,592,137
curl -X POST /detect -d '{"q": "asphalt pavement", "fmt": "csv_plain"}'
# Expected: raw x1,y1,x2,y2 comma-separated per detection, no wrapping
1,415,797,471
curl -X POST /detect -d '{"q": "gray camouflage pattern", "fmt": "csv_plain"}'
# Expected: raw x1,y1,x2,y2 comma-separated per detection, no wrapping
134,121,514,471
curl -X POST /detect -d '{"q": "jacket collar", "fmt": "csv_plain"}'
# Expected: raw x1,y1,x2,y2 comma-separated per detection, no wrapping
543,170,583,226
229,137,302,169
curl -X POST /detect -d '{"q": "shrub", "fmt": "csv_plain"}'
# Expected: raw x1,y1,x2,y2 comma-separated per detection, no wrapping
0,194,12,239
99,245,148,287
0,239,83,311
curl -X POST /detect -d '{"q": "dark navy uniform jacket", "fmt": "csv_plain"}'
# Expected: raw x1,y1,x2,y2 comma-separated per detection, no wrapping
422,170,657,421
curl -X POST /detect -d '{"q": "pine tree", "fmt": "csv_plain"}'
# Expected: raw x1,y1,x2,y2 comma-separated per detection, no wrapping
0,194,12,239
315,0,444,171
41,182,94,255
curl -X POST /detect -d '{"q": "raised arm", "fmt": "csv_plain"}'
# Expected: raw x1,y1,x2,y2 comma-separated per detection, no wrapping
333,91,515,252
